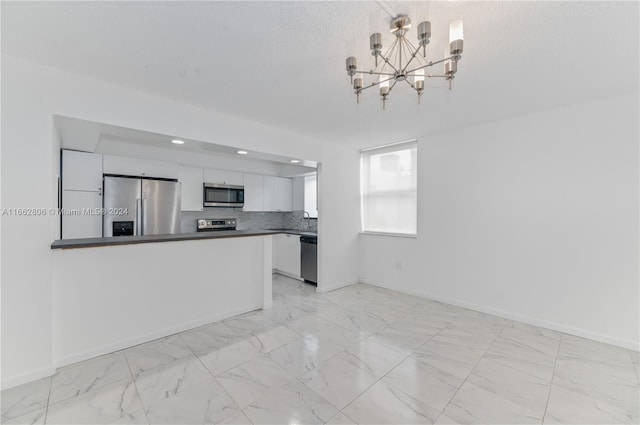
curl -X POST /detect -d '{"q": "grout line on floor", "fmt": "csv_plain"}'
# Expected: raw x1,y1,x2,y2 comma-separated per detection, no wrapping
541,332,563,424
430,320,505,424
333,306,464,423
42,373,54,425
122,349,151,425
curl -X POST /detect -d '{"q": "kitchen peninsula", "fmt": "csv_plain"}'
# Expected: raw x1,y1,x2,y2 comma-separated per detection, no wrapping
51,232,275,368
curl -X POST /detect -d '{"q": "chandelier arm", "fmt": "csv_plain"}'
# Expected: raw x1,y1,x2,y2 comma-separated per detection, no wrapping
401,39,425,73
357,76,395,93
377,54,399,73
357,84,381,93
404,38,421,54
405,79,416,90
406,72,449,78
406,56,454,74
386,79,399,96
397,40,416,73
377,37,399,73
353,70,396,76
401,48,421,73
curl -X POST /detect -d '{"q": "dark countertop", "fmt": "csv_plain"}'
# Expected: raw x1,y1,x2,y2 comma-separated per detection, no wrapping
268,229,318,237
51,229,316,250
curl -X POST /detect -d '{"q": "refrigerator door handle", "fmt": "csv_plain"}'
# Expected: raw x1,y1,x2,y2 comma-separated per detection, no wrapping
142,198,148,235
136,198,142,235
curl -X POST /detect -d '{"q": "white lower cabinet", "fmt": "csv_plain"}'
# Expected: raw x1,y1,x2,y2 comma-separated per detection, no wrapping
274,234,301,278
62,190,103,239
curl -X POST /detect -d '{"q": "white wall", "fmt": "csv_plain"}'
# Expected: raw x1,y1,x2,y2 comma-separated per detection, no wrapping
52,237,269,367
360,93,639,350
0,55,360,388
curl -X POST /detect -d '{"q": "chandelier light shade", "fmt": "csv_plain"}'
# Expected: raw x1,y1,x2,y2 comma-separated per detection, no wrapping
345,14,464,108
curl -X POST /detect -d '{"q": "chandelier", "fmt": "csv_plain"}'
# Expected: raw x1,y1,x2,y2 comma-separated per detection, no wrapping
345,15,464,108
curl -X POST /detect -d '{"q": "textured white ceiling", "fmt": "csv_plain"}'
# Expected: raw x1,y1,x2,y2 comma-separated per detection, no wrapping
2,1,638,149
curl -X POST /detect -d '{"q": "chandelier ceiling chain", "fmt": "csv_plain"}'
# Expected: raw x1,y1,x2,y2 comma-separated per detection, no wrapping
345,14,464,108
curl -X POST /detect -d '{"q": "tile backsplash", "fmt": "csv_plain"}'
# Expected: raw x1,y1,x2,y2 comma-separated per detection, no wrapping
181,209,282,233
180,209,317,233
283,210,318,232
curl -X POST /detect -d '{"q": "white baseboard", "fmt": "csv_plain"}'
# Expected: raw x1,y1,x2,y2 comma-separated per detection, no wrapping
360,278,639,351
317,279,359,294
1,364,57,391
54,304,262,369
273,269,303,281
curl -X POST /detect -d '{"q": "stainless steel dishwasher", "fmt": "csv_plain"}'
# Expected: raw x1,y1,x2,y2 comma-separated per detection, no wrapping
300,235,317,284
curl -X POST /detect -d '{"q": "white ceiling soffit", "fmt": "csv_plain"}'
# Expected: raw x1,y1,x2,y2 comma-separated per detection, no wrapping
5,1,639,149
53,115,318,170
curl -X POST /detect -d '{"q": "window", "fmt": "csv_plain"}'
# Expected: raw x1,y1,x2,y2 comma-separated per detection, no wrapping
361,140,417,235
304,173,318,218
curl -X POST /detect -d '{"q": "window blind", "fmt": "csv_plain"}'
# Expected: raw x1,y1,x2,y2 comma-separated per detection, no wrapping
361,140,417,235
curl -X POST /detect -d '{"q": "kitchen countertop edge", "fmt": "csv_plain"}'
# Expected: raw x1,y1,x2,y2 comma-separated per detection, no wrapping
51,229,316,250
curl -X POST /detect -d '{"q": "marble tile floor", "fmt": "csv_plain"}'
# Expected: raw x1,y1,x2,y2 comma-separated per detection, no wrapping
2,274,639,424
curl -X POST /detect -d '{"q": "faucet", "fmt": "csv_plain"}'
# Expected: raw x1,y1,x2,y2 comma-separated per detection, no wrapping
303,211,311,232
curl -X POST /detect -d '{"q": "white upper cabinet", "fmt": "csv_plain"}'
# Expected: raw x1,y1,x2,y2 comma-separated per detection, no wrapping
203,169,243,186
178,166,203,211
292,177,304,211
263,176,279,211
103,155,178,179
62,150,103,192
263,176,292,212
278,177,293,212
243,173,264,212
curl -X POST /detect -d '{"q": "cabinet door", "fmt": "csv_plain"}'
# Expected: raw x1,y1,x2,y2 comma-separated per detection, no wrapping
62,150,103,192
276,234,301,277
62,190,103,239
263,176,279,211
278,178,293,212
292,177,304,211
203,169,244,186
178,166,203,211
263,176,292,212
243,174,264,211
103,155,178,179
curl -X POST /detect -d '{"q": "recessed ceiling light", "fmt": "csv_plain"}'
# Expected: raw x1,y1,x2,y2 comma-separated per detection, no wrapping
171,139,185,145
290,159,300,163
237,150,248,155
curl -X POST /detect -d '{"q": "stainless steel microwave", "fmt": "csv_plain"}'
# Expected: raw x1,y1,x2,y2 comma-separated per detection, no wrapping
203,183,244,208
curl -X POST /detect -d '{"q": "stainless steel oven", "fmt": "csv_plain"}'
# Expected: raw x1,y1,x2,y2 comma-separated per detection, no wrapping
203,183,244,208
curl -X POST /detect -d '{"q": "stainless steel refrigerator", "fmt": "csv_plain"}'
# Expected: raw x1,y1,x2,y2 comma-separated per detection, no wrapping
103,176,181,237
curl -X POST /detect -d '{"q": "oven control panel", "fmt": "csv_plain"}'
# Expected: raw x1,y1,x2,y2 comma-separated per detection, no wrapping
196,218,237,232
